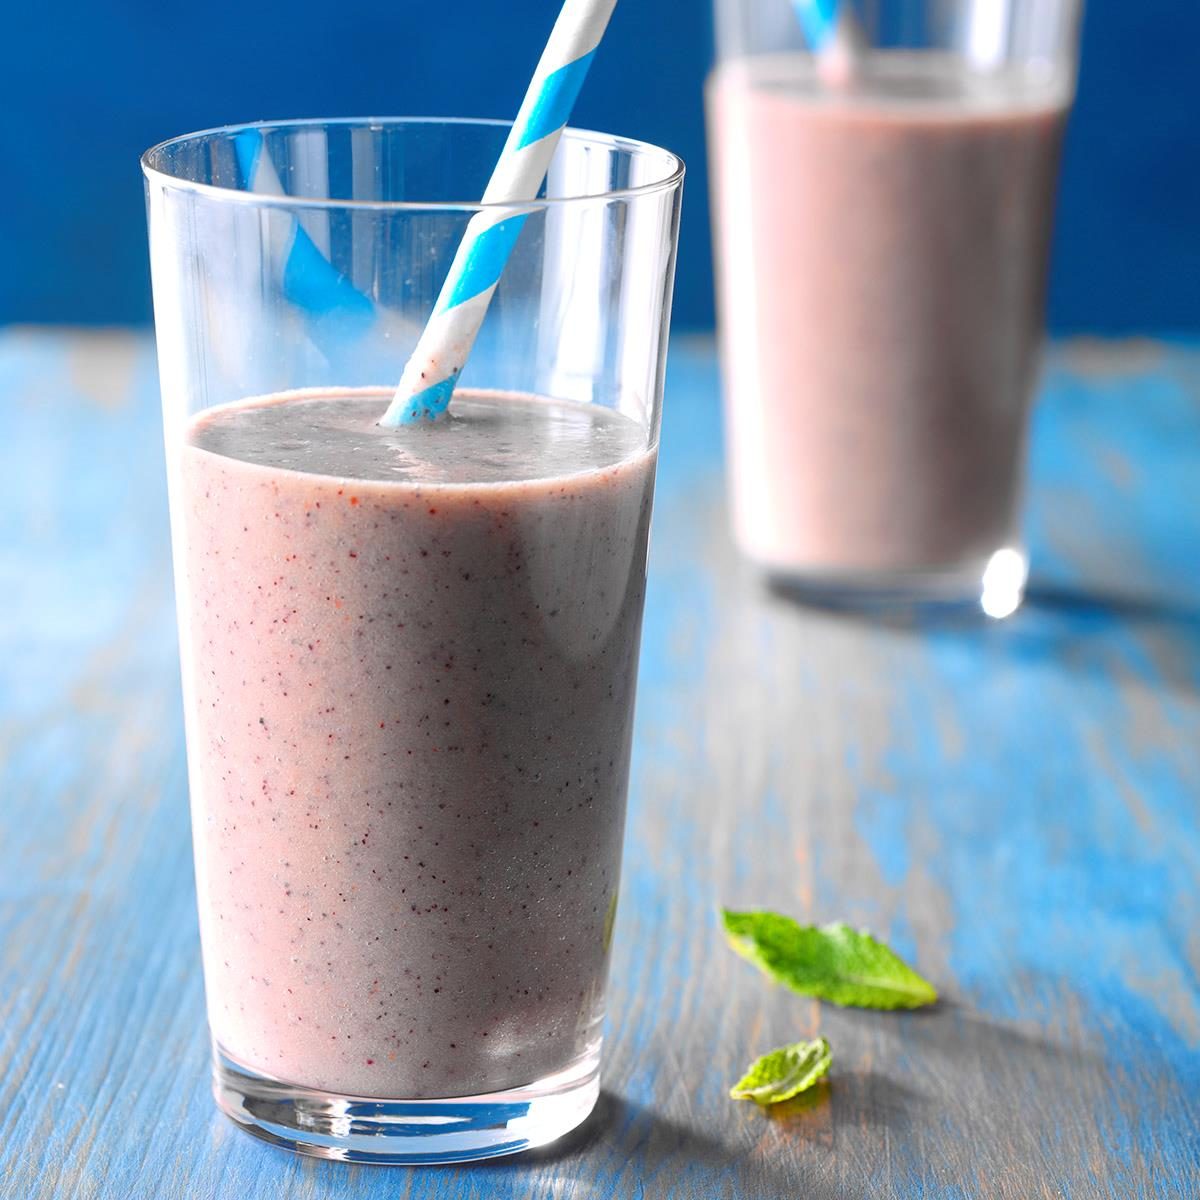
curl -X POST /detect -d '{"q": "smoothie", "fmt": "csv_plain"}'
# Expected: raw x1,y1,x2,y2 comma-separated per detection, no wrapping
707,54,1069,582
176,388,655,1099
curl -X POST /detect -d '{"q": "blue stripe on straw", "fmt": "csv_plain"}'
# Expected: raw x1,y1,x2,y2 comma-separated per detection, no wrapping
396,372,460,422
234,128,375,334
283,229,376,329
793,0,840,48
516,48,598,149
435,214,529,313
233,129,264,184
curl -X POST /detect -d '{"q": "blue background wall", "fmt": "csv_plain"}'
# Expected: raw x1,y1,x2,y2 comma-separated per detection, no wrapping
1,0,1197,332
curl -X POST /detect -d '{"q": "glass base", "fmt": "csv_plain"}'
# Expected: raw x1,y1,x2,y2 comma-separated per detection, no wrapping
213,1042,601,1164
761,547,1028,620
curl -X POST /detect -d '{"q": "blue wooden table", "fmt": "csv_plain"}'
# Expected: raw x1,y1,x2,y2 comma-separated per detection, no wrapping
2,329,1197,1198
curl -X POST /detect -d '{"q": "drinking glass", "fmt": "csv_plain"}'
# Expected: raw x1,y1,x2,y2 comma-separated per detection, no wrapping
144,117,683,1163
708,0,1082,616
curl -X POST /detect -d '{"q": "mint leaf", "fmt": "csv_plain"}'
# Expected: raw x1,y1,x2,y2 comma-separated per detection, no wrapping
730,1037,832,1105
721,910,938,1009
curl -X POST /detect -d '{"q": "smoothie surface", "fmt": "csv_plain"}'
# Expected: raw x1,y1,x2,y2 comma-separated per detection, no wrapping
189,389,647,486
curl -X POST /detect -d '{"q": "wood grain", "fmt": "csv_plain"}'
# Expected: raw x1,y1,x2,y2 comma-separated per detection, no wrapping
1,329,1197,1198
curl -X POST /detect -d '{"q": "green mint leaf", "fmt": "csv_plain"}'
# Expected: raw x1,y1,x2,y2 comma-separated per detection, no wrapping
721,910,938,1009
730,1037,832,1105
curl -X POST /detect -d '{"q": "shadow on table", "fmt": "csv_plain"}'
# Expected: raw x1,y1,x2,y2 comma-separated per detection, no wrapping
867,994,1106,1072
808,998,1136,1196
502,1088,723,1164
769,1069,925,1131
850,996,1115,1113
762,575,988,631
1024,580,1200,636
762,568,1200,697
764,572,1200,632
1016,581,1200,700
485,1088,849,1199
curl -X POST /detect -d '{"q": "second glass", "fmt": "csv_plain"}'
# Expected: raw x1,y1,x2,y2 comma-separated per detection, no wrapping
708,0,1081,615
144,118,682,1164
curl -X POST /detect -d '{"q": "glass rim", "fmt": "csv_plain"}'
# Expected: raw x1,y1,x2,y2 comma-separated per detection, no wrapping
141,116,686,213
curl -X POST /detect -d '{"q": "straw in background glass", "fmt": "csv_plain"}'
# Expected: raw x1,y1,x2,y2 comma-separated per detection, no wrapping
794,0,862,81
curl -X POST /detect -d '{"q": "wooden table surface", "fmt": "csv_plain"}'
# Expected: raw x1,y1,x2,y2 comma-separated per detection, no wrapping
2,328,1198,1199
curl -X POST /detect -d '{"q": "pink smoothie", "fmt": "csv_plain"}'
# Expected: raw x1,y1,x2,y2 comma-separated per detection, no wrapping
707,54,1069,580
175,388,655,1099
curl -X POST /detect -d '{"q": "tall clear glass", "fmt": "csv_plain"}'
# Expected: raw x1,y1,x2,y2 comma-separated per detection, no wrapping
143,118,683,1164
708,0,1082,616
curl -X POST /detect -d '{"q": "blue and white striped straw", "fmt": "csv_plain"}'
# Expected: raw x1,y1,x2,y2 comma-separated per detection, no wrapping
234,130,376,335
793,0,840,49
379,0,619,426
793,0,862,75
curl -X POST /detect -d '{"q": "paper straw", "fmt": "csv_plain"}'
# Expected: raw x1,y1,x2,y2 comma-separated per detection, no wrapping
234,130,376,334
793,0,862,82
793,0,840,49
379,0,619,426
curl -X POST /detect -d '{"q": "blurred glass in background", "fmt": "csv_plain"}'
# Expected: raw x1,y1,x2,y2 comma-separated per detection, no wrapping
708,0,1080,616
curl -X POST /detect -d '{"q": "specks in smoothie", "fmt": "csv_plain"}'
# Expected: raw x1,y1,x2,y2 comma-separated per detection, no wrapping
182,388,652,1096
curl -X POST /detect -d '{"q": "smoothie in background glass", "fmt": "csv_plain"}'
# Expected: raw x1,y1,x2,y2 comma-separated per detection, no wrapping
707,0,1080,614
